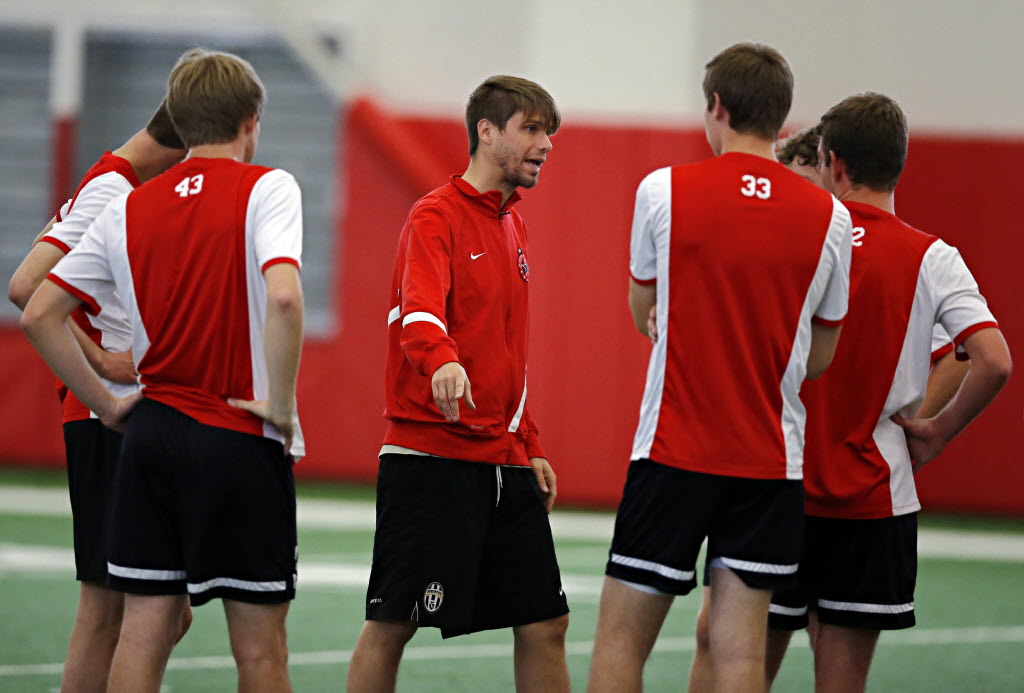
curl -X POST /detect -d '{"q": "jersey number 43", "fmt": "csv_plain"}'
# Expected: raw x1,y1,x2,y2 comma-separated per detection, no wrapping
174,174,205,198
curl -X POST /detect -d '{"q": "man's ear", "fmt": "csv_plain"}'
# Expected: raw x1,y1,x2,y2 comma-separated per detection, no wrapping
477,118,494,148
243,113,259,136
710,93,728,124
829,150,846,184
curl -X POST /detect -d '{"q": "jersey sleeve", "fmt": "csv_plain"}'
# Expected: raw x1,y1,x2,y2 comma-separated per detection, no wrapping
249,169,303,273
398,203,461,377
812,197,853,326
922,240,998,361
521,404,547,459
54,198,72,223
47,195,126,316
629,167,671,285
42,172,134,254
930,323,954,364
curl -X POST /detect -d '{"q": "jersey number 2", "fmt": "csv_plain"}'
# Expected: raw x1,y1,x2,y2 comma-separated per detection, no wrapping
740,175,771,199
174,174,204,198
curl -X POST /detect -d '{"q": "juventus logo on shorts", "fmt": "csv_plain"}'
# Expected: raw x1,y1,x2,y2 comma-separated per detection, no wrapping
424,581,445,613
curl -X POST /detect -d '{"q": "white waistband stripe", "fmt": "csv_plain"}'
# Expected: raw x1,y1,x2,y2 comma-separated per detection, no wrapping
610,553,694,582
719,556,798,575
818,599,914,614
769,604,808,617
107,562,186,581
187,577,287,595
402,311,447,333
387,305,400,326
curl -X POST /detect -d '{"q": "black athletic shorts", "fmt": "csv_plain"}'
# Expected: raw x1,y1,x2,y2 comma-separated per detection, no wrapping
606,458,803,594
64,419,122,582
769,514,917,631
106,398,297,607
366,454,569,638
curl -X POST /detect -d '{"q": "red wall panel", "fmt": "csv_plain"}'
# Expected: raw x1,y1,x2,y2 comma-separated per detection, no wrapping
2,104,1020,514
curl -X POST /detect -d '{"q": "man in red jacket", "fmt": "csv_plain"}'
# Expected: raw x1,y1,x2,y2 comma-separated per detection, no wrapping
347,75,570,693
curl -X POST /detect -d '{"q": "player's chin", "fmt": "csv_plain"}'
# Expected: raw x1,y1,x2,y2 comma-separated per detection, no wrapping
517,173,540,189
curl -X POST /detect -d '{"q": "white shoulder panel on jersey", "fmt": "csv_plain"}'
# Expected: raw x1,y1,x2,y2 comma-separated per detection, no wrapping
629,166,671,284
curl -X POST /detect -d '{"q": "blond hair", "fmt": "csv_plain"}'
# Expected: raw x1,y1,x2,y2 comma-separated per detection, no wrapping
166,48,266,148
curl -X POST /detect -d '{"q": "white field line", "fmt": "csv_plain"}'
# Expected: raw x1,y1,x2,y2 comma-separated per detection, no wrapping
3,485,1024,560
3,625,1024,677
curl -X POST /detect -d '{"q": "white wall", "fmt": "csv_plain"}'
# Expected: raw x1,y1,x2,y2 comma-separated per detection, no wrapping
3,0,1022,132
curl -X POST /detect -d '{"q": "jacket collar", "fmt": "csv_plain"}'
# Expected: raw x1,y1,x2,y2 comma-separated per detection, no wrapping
451,175,522,216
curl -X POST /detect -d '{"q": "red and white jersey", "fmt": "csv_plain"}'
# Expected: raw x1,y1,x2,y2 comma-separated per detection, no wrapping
49,158,305,456
629,154,852,480
40,152,141,423
802,202,997,519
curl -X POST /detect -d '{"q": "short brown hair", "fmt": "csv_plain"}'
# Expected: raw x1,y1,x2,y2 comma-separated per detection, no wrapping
465,75,560,156
777,126,820,167
819,93,908,192
145,100,184,150
703,43,793,140
166,48,266,148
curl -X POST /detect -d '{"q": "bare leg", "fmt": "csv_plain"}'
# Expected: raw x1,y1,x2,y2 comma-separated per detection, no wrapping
687,587,712,693
765,627,793,687
176,601,194,644
813,624,879,693
707,567,772,693
587,577,674,693
224,599,292,693
512,614,569,692
107,593,188,693
346,620,417,693
60,581,123,693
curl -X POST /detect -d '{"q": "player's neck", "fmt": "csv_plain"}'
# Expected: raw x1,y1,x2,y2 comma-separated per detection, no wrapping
838,187,896,215
718,131,777,161
113,130,184,183
462,157,515,205
187,140,248,163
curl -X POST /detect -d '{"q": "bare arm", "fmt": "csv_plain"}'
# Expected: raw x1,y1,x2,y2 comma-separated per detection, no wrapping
893,327,1011,470
917,351,970,419
31,216,58,246
20,281,139,429
806,323,842,380
229,263,304,451
628,279,656,337
8,241,66,310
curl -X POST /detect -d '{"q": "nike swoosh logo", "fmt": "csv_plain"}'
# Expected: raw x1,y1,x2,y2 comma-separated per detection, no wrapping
470,252,487,260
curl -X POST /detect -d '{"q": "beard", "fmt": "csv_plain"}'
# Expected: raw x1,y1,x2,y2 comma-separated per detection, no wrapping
494,141,538,190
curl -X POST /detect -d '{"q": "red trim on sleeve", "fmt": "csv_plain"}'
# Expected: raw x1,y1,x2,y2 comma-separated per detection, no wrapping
952,321,999,360
261,257,300,274
46,274,101,316
39,236,72,254
630,272,656,286
812,315,844,328
930,342,954,365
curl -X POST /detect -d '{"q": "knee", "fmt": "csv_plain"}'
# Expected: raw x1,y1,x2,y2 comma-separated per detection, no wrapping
515,614,569,646
361,620,418,650
694,605,711,653
231,623,289,668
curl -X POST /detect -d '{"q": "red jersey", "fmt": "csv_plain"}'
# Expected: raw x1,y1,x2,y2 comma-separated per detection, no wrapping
629,154,852,480
41,152,141,423
49,158,305,455
382,175,545,466
802,202,997,518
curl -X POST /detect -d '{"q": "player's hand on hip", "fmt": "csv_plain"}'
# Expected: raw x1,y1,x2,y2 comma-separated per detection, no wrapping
530,457,557,513
97,349,139,385
891,413,947,472
100,391,143,432
431,361,476,423
228,398,296,453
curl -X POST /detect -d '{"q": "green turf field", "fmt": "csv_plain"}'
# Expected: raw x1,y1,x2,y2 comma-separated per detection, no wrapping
1,467,1023,692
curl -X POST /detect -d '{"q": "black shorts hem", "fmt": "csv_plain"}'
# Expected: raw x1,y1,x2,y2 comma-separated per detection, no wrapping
189,586,295,607
817,607,915,631
768,609,810,631
440,602,570,639
605,562,696,596
716,565,797,592
107,575,187,596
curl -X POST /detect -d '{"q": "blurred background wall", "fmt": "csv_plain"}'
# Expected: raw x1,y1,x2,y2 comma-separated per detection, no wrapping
1,0,1021,512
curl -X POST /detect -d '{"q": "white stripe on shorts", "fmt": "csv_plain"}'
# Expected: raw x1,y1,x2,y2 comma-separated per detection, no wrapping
187,576,287,595
610,553,694,582
769,603,808,617
818,599,914,614
107,562,186,581
714,556,798,575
